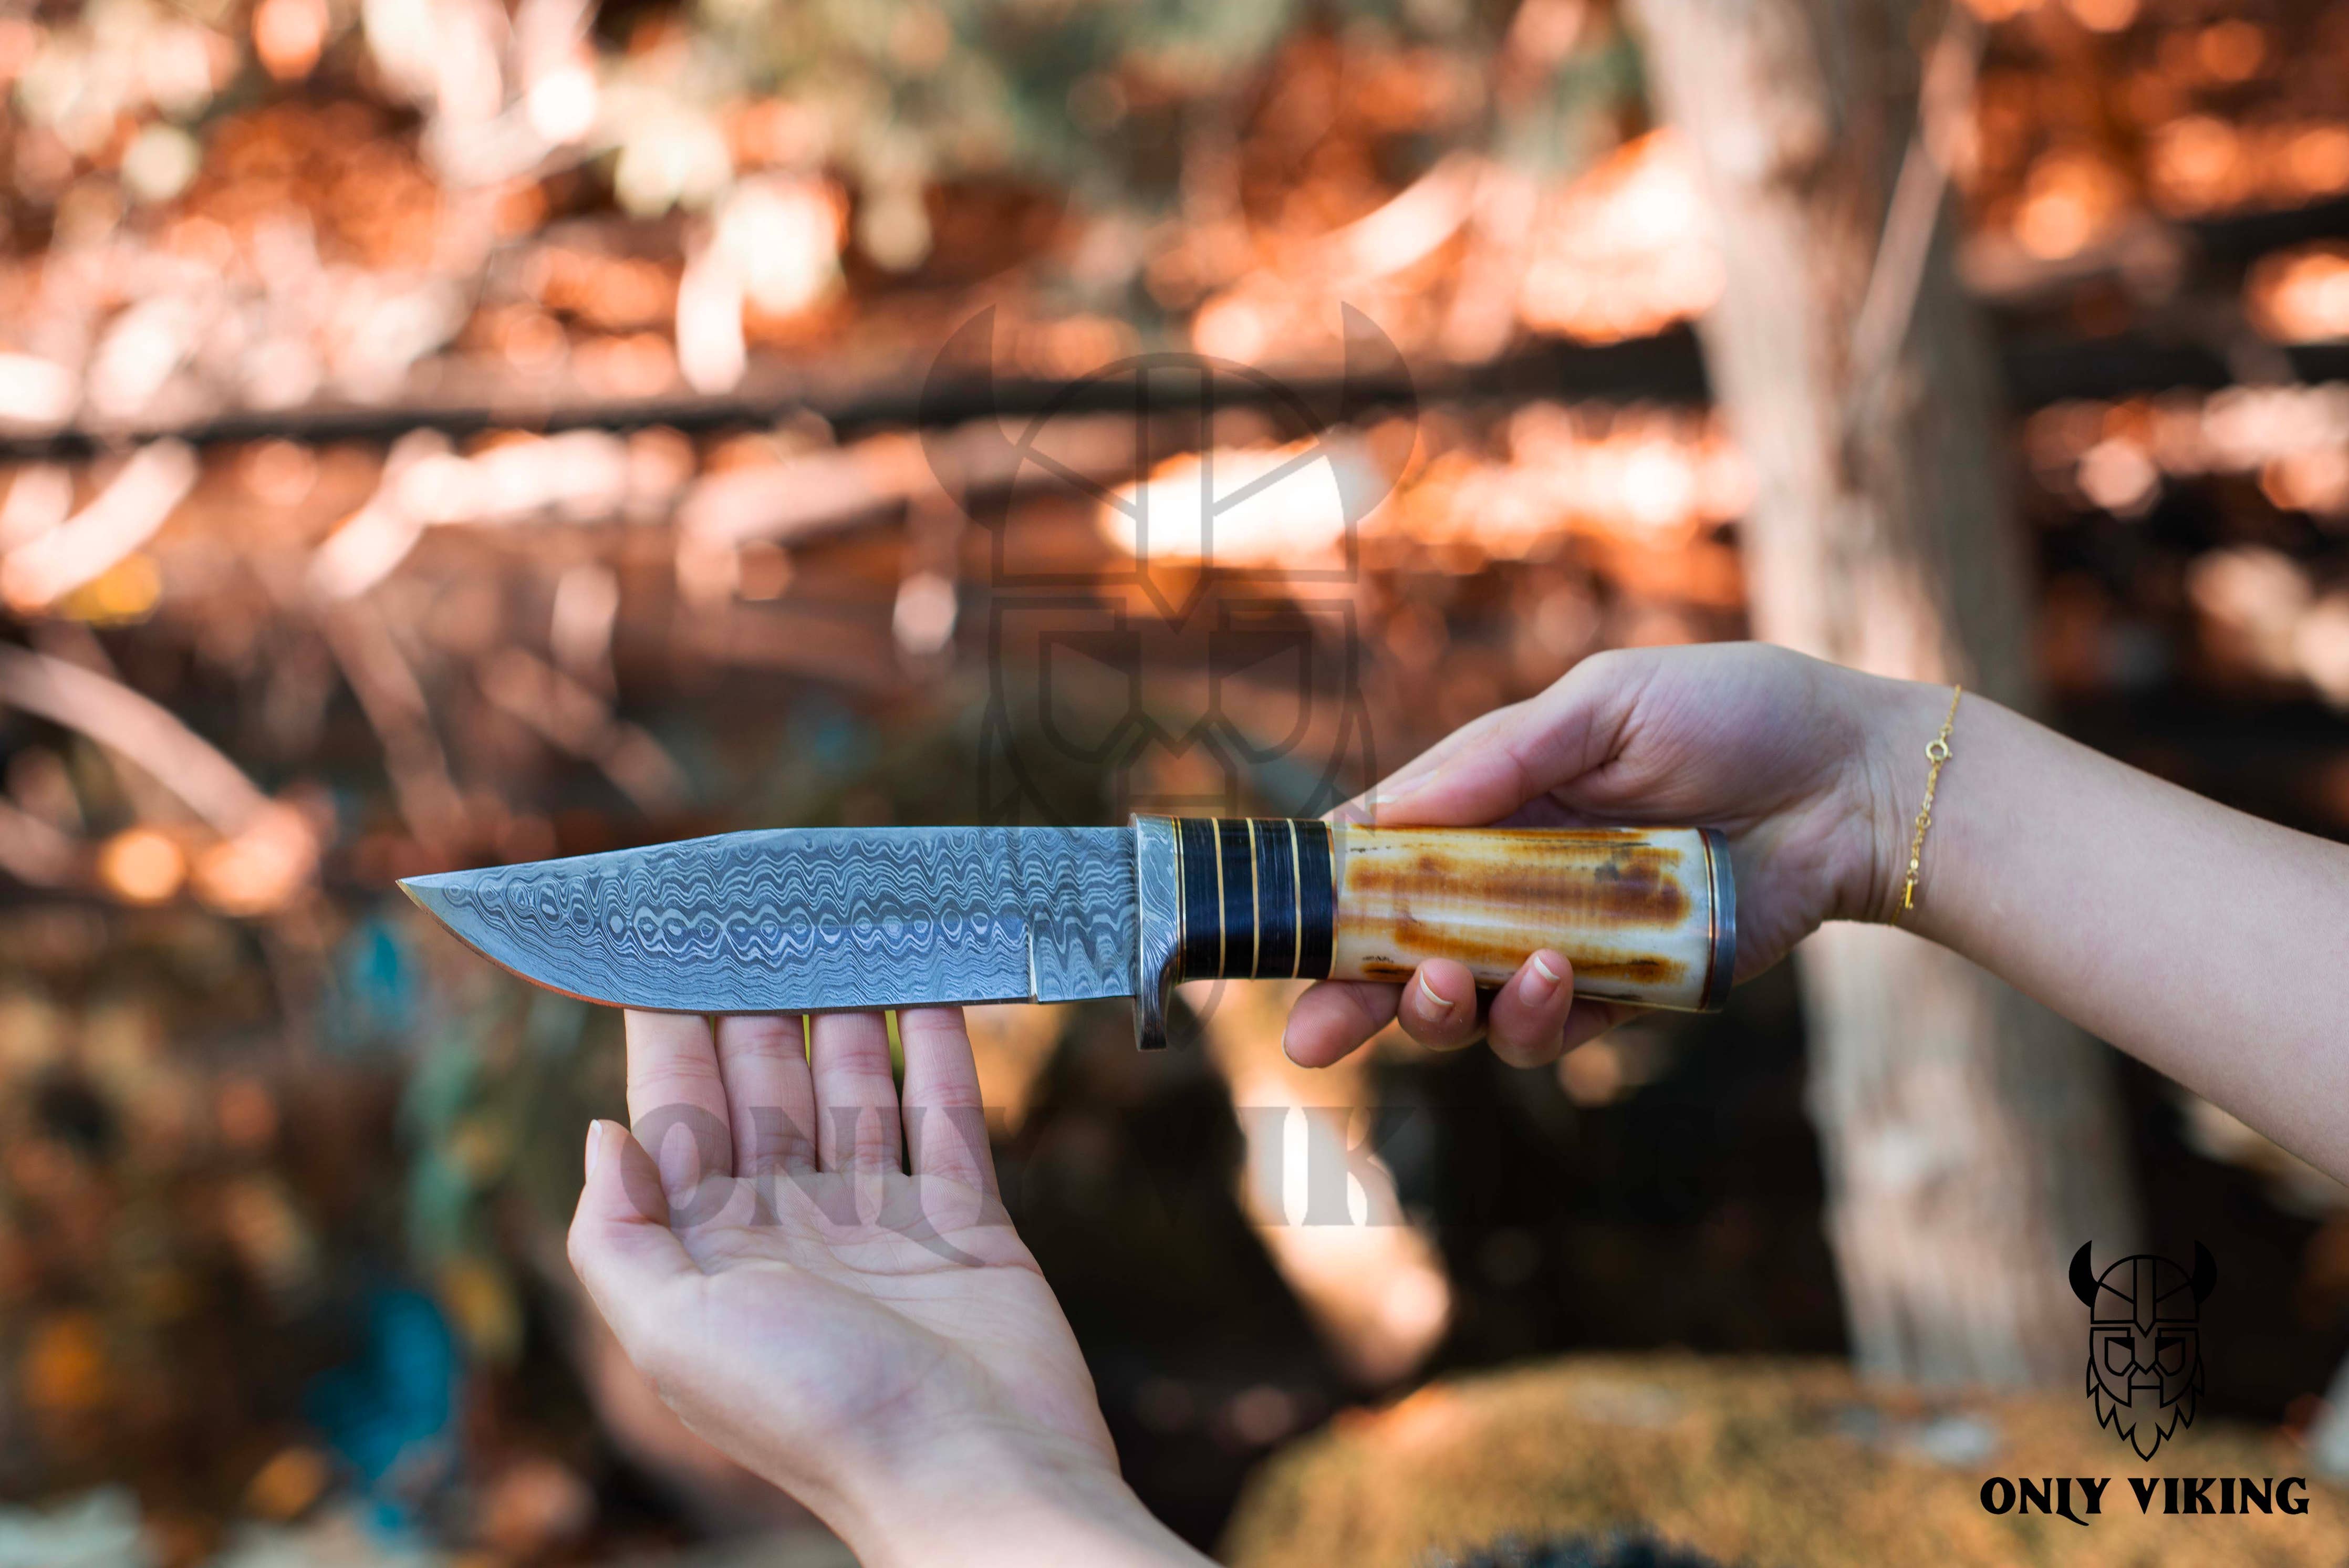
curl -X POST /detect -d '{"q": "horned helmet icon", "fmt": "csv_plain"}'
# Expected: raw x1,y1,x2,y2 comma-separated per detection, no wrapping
916,307,1411,827
2070,1241,2216,1460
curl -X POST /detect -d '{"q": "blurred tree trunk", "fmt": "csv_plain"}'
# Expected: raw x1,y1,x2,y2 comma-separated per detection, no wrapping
1625,0,2140,1385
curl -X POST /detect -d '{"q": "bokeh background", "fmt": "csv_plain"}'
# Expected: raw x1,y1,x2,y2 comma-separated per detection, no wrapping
5,0,2349,1562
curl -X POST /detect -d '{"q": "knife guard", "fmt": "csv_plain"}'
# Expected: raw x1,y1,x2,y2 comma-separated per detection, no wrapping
1129,817,1734,1049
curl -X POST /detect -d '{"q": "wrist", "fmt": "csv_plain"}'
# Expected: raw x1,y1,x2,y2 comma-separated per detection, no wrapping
1844,671,1955,927
825,1430,1202,1568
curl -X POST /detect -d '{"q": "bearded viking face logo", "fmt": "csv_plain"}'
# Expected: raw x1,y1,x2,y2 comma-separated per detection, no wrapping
2070,1242,2216,1460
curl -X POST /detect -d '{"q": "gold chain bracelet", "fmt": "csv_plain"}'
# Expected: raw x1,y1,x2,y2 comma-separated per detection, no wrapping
1898,685,1962,916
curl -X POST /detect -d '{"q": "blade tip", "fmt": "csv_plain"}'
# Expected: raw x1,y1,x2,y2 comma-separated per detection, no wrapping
395,871,464,923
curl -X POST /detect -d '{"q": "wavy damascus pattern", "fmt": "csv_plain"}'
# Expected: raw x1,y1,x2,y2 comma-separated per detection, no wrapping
402,827,1137,1012
1131,817,1181,1050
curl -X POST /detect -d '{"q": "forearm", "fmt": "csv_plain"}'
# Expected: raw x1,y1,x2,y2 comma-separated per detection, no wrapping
1867,679,2349,1177
824,1440,1211,1568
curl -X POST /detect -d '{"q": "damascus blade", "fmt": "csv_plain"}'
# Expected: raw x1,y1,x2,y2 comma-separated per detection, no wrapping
399,826,1138,1013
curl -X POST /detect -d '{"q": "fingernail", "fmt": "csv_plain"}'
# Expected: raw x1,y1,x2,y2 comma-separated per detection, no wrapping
584,1121,605,1181
1418,972,1453,1012
1381,770,1435,808
1530,952,1563,989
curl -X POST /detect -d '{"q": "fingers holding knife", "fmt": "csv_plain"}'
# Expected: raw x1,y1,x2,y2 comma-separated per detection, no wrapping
1285,949,1632,1069
714,1014,817,1178
625,1010,733,1206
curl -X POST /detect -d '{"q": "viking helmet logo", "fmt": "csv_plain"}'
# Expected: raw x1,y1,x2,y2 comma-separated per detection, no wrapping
2069,1241,2216,1460
918,307,1406,826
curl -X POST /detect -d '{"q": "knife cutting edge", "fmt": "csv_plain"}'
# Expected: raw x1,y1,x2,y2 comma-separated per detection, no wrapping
400,817,1735,1049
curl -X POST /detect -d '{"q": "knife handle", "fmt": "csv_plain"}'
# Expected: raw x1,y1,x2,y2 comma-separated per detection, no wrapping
1130,817,1735,1048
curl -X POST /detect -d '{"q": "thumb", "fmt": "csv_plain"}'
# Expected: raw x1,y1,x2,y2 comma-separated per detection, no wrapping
567,1119,696,1352
1362,669,1628,827
1334,705,1515,827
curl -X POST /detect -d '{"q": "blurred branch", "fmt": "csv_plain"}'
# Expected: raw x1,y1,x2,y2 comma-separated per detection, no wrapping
0,342,1574,462
0,443,198,611
1440,162,1543,365
308,431,448,602
1317,151,1484,285
678,417,1149,549
8,306,2349,475
320,601,473,848
1848,4,1984,399
0,797,78,887
0,466,73,552
476,647,689,817
0,643,269,836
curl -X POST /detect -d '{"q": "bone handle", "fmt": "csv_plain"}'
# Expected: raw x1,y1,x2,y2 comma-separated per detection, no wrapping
1135,819,1734,1031
1325,823,1734,1011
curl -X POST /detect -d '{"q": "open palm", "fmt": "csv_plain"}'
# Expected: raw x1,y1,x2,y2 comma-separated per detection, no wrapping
567,1008,1121,1537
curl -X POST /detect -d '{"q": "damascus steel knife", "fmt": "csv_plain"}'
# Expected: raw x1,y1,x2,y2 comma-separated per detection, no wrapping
401,818,1735,1049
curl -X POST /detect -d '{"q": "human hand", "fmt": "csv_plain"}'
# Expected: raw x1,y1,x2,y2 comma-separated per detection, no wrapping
1286,642,1906,1068
567,1008,1205,1567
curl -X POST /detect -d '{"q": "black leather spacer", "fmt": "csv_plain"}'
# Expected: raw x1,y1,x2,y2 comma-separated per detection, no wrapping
1294,821,1335,980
